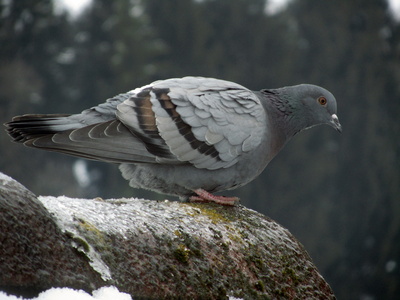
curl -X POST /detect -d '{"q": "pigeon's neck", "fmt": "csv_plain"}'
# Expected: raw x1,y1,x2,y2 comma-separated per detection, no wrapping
261,89,309,140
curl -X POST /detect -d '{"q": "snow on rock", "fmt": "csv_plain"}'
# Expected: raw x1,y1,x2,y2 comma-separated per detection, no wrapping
0,172,14,185
0,286,131,300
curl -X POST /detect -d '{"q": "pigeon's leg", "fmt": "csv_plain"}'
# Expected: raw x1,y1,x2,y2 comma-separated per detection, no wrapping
189,189,239,206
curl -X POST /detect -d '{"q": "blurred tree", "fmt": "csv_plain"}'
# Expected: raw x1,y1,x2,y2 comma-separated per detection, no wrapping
66,0,167,199
143,0,293,88
0,0,72,114
65,0,161,112
248,0,400,299
0,0,79,195
1,0,399,298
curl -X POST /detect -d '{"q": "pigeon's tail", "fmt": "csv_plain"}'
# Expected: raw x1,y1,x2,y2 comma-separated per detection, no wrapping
5,114,78,143
5,114,158,164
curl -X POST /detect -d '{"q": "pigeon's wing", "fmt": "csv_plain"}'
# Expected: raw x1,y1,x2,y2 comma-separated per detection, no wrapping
7,77,266,168
117,77,267,170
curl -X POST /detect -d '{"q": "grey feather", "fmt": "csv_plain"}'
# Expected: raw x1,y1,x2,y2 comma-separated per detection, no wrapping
5,76,341,201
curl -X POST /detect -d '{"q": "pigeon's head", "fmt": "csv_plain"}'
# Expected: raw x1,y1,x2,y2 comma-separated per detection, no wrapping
286,84,342,134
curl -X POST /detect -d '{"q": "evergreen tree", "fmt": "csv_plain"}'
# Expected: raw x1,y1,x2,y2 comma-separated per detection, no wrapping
263,0,400,298
143,0,291,88
0,0,77,194
1,1,399,298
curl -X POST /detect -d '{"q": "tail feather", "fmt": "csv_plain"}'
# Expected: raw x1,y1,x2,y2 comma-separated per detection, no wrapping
6,114,77,142
5,114,158,164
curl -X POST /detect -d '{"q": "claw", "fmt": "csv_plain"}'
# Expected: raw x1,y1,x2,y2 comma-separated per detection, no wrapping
189,189,240,206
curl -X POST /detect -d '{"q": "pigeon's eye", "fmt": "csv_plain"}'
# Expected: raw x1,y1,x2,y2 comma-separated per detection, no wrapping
318,96,327,106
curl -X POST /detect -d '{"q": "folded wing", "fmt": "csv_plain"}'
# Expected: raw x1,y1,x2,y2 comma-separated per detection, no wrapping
6,77,266,170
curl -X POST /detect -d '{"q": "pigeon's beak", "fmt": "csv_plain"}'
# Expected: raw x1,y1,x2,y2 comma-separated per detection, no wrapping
330,114,342,133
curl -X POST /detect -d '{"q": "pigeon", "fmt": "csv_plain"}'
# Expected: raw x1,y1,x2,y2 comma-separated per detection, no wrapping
5,76,341,205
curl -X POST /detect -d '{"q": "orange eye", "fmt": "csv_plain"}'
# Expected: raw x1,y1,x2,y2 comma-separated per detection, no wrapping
318,96,327,106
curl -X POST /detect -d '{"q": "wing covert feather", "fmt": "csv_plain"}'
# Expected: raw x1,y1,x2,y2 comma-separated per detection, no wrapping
115,77,266,169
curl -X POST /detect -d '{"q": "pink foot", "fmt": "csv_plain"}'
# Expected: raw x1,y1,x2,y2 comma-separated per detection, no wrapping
189,189,240,206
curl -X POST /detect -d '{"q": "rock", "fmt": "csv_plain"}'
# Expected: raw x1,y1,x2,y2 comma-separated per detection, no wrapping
0,172,335,299
0,173,104,298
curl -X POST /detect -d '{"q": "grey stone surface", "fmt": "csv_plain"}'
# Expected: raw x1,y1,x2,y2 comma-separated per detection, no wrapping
0,173,335,299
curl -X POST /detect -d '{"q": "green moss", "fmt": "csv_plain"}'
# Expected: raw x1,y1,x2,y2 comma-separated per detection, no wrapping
278,254,301,285
70,235,90,253
173,229,204,259
209,227,223,239
74,218,113,256
185,203,231,224
225,224,245,242
273,288,287,297
173,244,191,264
255,280,265,292
190,247,203,257
220,241,230,251
76,218,103,239
282,267,300,285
